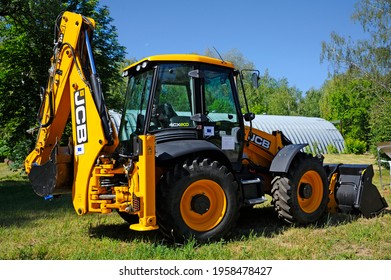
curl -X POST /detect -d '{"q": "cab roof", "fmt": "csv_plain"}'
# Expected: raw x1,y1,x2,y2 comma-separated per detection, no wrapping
123,54,235,72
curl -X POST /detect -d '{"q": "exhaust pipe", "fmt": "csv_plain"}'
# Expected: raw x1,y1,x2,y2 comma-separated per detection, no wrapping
325,164,388,217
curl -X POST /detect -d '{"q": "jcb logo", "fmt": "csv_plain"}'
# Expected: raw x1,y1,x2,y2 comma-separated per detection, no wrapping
74,89,88,144
250,134,271,150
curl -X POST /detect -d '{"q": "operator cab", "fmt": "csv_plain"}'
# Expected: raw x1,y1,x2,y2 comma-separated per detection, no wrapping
119,54,245,165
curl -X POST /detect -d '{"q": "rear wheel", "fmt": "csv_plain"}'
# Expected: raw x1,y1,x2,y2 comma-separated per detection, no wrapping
157,158,240,242
271,153,329,224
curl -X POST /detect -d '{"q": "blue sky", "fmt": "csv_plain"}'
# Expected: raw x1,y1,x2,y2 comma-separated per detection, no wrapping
99,0,367,93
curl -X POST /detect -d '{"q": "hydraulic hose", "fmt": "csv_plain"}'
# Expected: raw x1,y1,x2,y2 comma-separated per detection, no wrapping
84,29,114,145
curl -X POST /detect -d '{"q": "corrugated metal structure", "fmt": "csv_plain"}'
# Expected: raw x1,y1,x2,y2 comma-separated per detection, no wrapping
248,115,344,154
110,110,344,154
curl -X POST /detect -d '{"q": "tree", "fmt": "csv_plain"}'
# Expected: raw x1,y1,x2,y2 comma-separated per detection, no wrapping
202,48,306,116
106,58,136,111
246,70,274,114
266,78,302,116
204,47,255,70
251,74,302,116
369,94,391,147
321,0,391,151
321,0,391,98
0,0,126,166
320,73,374,143
298,88,322,117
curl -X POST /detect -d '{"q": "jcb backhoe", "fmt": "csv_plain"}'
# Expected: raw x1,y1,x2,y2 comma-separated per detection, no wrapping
25,11,388,242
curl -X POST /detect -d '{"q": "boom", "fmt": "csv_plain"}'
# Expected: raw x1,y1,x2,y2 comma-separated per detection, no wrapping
24,12,116,212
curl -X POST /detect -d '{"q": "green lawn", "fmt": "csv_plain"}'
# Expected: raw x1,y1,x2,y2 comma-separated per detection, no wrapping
0,154,390,260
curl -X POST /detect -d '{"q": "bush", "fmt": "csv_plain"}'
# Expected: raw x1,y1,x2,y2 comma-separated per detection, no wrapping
0,138,33,170
327,144,339,154
0,140,11,162
344,138,367,154
304,142,319,155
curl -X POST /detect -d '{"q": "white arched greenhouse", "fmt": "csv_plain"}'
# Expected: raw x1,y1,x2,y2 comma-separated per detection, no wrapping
248,115,344,154
110,110,344,154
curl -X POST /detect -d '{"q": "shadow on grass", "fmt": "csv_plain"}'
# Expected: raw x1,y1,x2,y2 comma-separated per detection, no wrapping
88,221,166,243
0,182,73,227
3,179,388,245
87,206,287,245
87,205,379,246
87,207,285,245
229,206,361,241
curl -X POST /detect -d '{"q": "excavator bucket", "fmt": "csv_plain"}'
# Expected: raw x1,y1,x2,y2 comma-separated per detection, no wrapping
28,145,73,198
325,164,388,217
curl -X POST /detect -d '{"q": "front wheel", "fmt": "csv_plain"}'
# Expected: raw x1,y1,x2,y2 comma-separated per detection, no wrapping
157,158,240,242
271,153,329,225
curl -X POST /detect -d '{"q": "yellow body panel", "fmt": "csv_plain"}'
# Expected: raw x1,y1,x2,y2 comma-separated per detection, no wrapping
242,126,286,192
243,126,285,168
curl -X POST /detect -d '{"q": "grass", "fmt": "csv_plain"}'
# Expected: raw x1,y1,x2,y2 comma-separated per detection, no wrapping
0,154,390,260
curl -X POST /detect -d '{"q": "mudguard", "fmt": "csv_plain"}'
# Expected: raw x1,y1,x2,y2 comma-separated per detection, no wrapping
269,144,308,173
156,139,231,167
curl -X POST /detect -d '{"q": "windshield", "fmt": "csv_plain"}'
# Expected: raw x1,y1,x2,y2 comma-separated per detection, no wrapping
118,69,154,144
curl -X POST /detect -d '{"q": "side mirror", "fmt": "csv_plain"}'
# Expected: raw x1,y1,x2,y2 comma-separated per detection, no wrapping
188,69,204,79
244,112,255,122
190,113,208,123
240,69,260,88
251,72,260,88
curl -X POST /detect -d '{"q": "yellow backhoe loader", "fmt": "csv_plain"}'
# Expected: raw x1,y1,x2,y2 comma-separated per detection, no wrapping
25,11,388,242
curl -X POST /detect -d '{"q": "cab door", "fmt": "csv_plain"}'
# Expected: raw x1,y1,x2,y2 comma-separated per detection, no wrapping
200,64,244,169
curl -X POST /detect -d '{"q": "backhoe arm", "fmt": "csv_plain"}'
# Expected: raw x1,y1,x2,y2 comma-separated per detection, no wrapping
24,12,117,213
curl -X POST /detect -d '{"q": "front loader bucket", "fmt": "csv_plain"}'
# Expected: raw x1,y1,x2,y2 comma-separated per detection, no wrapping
28,146,73,197
325,164,388,217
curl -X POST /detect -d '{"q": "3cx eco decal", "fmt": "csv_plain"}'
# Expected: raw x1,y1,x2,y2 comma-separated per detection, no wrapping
169,122,190,127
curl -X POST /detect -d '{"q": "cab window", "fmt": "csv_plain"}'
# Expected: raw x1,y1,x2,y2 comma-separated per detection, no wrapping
149,64,195,131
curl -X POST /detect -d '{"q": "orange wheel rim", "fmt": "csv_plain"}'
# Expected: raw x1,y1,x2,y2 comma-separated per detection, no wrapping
297,170,324,213
180,179,227,231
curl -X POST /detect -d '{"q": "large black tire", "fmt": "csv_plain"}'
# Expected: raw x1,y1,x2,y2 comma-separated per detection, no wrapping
157,158,240,242
271,153,329,225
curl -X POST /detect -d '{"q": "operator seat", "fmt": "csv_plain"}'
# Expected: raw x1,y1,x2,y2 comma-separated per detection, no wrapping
156,103,177,128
